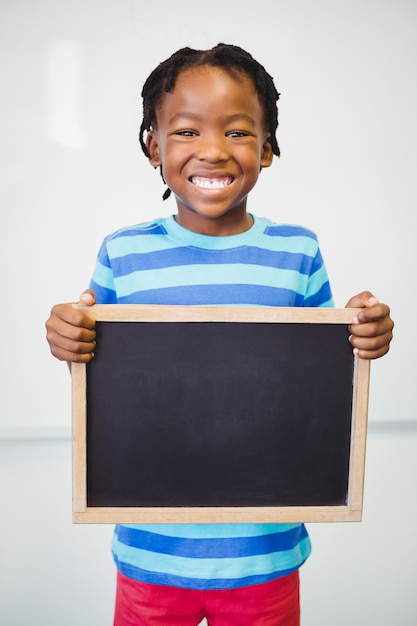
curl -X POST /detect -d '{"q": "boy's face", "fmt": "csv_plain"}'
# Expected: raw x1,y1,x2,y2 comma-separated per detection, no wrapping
147,65,273,236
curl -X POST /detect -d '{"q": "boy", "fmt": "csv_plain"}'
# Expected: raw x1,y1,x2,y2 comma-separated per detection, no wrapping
46,44,394,625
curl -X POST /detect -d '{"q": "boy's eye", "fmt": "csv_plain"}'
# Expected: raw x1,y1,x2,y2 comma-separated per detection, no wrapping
175,130,197,137
227,130,250,138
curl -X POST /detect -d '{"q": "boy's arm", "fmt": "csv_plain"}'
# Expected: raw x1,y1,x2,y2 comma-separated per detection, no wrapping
45,290,97,363
346,291,394,360
46,289,394,362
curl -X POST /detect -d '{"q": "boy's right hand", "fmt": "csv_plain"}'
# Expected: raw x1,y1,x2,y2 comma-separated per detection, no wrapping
45,290,97,363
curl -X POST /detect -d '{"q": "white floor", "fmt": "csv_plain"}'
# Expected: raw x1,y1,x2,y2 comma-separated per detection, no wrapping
1,425,416,625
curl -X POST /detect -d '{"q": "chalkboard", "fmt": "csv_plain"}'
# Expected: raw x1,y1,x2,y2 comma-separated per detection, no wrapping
72,305,370,523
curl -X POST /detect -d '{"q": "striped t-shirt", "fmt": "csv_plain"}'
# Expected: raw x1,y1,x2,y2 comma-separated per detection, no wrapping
89,213,334,590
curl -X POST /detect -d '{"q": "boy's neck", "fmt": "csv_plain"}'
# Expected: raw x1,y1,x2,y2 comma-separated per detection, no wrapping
174,210,254,237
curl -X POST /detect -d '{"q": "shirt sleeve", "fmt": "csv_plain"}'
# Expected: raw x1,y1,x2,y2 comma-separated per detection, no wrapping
89,239,118,304
303,246,334,308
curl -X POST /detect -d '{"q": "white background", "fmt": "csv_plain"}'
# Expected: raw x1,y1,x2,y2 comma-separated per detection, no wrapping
1,1,416,624
1,0,416,435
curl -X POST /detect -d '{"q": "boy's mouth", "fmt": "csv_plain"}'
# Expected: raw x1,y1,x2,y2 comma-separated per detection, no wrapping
190,176,234,189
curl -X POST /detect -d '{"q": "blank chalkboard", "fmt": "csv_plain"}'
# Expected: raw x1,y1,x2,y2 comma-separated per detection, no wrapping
72,305,370,523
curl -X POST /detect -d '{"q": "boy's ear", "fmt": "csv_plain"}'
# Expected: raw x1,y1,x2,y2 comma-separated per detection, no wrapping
146,130,162,167
260,136,274,169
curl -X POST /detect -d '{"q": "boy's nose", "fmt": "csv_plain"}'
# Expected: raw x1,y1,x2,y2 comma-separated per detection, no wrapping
196,134,229,162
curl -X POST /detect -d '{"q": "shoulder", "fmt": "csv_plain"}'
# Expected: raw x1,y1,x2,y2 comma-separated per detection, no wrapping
257,217,318,241
102,218,168,244
253,217,321,257
96,218,170,257
94,219,170,263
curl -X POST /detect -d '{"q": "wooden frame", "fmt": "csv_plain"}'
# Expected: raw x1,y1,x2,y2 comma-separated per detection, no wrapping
72,305,370,524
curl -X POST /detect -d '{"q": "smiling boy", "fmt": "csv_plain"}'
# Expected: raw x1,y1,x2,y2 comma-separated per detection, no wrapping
46,44,393,625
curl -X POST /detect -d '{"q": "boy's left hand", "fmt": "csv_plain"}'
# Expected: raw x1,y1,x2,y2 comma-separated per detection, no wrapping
346,291,394,360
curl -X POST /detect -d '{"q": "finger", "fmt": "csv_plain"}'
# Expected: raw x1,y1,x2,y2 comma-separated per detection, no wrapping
46,307,96,337
47,303,96,330
349,330,393,360
349,305,393,335
47,327,96,361
69,306,96,330
50,345,95,363
345,291,378,309
79,289,96,306
351,343,391,360
48,321,96,346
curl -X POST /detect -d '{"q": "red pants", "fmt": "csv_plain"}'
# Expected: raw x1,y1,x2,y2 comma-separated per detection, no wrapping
114,569,300,626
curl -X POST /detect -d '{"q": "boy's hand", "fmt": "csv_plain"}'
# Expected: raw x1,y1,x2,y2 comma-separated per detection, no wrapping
346,291,394,360
45,290,97,363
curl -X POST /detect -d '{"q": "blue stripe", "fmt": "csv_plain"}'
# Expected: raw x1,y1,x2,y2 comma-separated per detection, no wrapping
115,525,309,558
97,245,112,268
304,281,333,307
109,224,168,239
120,523,301,538
264,224,317,239
114,265,311,298
116,284,306,306
114,559,303,590
310,247,325,274
109,247,317,276
90,280,117,304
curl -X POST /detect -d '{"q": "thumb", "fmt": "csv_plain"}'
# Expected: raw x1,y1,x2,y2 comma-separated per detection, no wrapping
345,291,379,309
79,289,96,306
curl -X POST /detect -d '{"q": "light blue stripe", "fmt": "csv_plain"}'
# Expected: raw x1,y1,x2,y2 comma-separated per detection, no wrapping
305,265,332,298
111,534,311,581
162,215,268,249
115,560,302,590
114,264,309,298
317,297,334,308
120,523,300,538
104,216,319,254
107,231,320,257
107,232,181,257
92,260,115,290
106,230,320,261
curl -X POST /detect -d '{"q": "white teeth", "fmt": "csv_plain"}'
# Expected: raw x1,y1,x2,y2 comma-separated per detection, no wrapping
191,176,233,189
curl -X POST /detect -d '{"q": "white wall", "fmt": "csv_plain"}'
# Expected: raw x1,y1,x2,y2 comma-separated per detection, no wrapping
1,0,416,624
